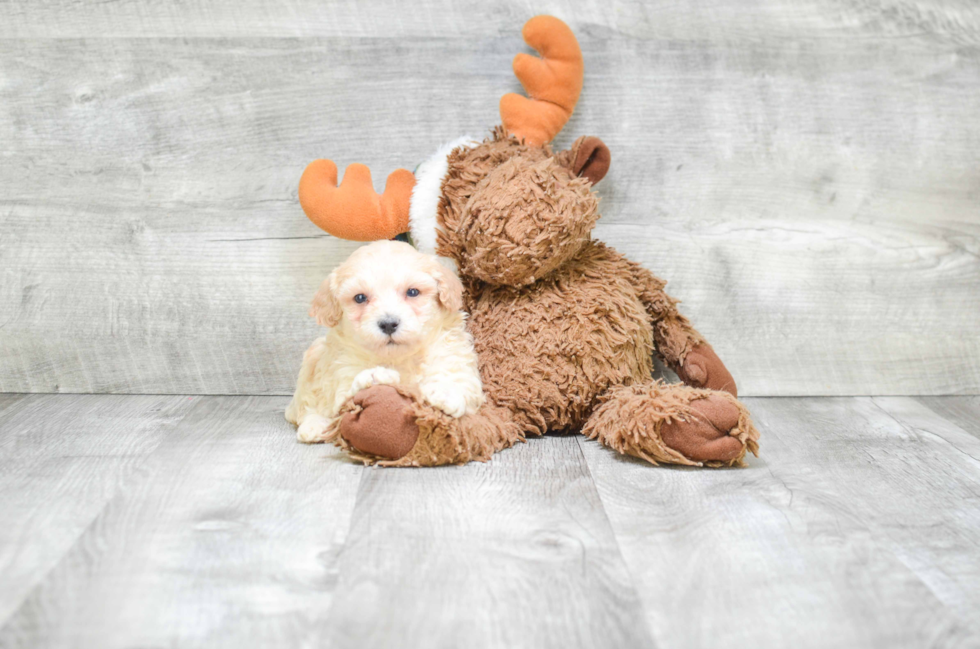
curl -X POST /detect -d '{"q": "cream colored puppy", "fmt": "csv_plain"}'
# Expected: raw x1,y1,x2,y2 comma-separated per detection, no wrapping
286,240,485,444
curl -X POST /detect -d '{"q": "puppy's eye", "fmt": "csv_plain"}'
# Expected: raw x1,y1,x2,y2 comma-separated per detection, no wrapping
406,288,420,298
353,294,368,304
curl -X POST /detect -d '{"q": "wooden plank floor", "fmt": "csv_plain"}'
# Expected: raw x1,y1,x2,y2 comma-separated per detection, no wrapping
1,395,979,647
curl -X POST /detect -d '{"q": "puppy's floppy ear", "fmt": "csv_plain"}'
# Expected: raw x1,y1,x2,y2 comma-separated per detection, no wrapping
309,270,343,327
429,262,464,312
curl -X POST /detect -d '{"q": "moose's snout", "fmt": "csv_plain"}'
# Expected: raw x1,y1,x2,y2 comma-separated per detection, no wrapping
377,316,400,336
459,155,600,287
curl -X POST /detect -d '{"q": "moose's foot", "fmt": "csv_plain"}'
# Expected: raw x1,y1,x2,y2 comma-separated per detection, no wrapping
582,380,759,467
330,385,524,467
660,394,747,464
337,385,420,460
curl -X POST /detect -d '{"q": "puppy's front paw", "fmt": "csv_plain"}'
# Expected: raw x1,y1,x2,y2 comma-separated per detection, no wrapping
351,367,401,394
297,412,330,444
420,383,468,418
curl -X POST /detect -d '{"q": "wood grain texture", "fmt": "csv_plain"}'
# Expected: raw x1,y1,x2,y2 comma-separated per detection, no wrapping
1,1,979,396
315,434,652,648
0,394,29,418
0,394,196,627
0,396,364,648
3,394,980,645
871,395,980,632
1,0,978,40
918,396,980,440
580,396,980,647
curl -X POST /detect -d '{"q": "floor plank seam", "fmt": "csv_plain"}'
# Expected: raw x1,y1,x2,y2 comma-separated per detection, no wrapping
573,436,660,646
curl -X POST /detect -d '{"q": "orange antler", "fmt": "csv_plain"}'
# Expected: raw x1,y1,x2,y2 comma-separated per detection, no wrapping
500,15,584,147
298,160,415,242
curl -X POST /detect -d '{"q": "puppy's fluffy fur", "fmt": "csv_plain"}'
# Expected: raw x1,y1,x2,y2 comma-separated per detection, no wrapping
286,240,485,443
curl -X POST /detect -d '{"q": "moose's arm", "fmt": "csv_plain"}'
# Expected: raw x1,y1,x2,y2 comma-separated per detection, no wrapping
625,258,738,397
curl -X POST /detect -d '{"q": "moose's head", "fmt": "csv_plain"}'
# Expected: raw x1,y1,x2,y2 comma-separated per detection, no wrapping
298,15,610,288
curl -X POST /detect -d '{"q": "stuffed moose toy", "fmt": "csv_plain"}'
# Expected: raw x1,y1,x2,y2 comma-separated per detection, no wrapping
297,16,760,467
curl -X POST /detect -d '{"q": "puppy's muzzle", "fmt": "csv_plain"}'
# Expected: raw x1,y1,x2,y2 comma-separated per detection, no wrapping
377,316,400,336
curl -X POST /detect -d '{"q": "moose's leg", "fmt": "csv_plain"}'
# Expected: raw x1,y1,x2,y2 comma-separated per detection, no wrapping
324,385,523,467
581,380,759,467
622,257,738,397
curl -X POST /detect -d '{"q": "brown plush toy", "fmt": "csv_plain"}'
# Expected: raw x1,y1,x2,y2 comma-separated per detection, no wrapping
299,16,760,467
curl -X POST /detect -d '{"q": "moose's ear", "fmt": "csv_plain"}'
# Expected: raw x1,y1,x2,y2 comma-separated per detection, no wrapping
559,136,611,185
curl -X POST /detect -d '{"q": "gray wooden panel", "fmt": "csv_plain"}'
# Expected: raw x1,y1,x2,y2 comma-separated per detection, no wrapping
0,396,364,648
0,394,195,627
580,396,980,647
316,434,652,648
1,2,979,396
1,0,978,39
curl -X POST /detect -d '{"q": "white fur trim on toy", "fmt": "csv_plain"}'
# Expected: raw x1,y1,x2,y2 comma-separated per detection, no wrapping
409,135,477,267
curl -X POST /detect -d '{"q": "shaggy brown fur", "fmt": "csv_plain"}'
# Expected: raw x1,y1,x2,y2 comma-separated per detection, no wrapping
625,257,706,370
457,155,598,286
436,127,547,270
465,241,655,435
335,129,760,467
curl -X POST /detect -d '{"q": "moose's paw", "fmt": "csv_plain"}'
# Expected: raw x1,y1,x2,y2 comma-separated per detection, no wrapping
351,366,401,394
676,343,737,397
661,394,745,464
338,385,419,460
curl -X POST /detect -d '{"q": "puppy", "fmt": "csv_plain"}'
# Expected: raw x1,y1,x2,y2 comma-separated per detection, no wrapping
286,240,485,444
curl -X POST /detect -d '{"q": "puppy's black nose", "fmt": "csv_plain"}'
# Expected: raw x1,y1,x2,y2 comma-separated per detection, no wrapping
378,317,400,336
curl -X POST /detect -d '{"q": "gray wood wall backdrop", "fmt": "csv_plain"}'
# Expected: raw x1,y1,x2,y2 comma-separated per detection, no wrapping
1,1,978,396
